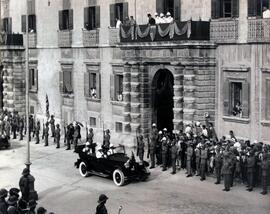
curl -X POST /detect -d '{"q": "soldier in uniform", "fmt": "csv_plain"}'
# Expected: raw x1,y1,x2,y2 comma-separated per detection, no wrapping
156,131,163,165
4,119,11,140
186,141,193,177
137,135,145,162
87,128,95,154
161,137,168,171
50,115,55,138
200,144,208,181
260,146,269,195
19,117,24,141
222,151,233,191
148,136,156,169
103,129,111,154
66,124,74,150
229,147,237,187
35,121,40,144
11,113,18,139
214,146,223,184
171,139,178,174
73,123,81,152
29,115,34,141
55,124,61,149
246,149,256,191
44,122,49,146
195,144,201,176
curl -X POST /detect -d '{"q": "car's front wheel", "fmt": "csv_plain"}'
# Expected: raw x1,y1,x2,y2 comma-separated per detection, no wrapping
113,169,125,186
79,162,89,177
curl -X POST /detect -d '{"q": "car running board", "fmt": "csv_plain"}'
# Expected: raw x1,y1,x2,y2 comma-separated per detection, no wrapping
88,170,110,178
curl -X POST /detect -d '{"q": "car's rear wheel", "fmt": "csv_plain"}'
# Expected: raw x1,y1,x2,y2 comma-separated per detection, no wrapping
113,169,125,186
79,162,89,177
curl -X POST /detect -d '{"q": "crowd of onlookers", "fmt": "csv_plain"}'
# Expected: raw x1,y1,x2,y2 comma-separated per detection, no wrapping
0,187,52,214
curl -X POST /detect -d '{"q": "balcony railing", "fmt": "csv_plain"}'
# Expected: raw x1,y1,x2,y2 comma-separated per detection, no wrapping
210,19,239,43
82,29,99,47
23,33,37,48
0,33,23,46
109,28,120,45
248,18,270,43
58,30,72,47
119,21,210,43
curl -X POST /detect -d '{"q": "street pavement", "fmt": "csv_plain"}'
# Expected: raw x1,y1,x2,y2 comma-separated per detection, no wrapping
0,138,270,214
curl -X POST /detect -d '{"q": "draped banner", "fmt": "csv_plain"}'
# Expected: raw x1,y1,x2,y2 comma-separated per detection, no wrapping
120,21,192,42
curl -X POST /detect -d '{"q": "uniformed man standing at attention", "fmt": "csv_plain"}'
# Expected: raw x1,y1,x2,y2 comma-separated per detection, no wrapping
55,124,61,149
186,141,193,177
171,139,178,174
161,137,168,171
222,151,233,191
103,129,111,154
200,144,208,181
260,146,270,195
195,144,201,176
214,146,223,184
19,116,24,141
246,149,256,192
44,122,49,147
50,115,55,138
149,123,158,168
35,121,40,144
137,135,145,162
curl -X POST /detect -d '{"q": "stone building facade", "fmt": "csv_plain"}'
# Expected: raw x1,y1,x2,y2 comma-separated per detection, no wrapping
0,0,270,145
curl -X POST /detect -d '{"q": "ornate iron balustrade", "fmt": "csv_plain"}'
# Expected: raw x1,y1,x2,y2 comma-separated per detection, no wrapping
210,19,239,43
119,21,210,43
58,30,72,47
109,28,120,45
248,18,270,43
0,33,23,46
82,29,99,47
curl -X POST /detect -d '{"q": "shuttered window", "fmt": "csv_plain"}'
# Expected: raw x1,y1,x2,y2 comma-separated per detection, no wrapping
84,71,101,99
84,6,100,30
61,70,73,94
248,0,270,17
59,9,73,30
115,122,123,133
211,0,239,18
29,68,38,92
2,17,12,33
109,2,128,27
22,15,36,33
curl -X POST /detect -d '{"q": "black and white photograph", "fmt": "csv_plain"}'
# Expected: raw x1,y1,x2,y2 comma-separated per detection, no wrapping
0,0,270,213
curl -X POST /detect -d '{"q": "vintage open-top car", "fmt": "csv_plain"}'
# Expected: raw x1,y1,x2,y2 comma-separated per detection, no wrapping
0,134,10,149
74,144,150,186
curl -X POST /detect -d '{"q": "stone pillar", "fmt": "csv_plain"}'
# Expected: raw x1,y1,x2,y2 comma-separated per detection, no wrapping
139,63,151,137
122,63,131,133
171,63,184,131
183,65,196,125
130,62,141,134
238,0,248,43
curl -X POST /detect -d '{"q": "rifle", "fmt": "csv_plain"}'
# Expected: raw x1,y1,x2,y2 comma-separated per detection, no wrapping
147,137,150,159
42,119,45,140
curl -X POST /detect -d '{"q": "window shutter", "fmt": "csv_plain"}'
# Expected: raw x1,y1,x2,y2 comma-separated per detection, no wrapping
22,15,26,32
110,74,115,100
174,0,181,21
123,2,129,21
242,82,249,118
211,0,221,19
69,9,73,30
28,0,35,15
232,0,239,18
248,0,256,17
84,72,90,97
32,15,36,32
156,0,164,14
59,71,64,93
84,7,89,29
110,4,116,27
98,73,101,99
8,18,12,33
95,6,100,28
35,69,38,92
59,11,63,30
29,69,32,90
223,79,230,116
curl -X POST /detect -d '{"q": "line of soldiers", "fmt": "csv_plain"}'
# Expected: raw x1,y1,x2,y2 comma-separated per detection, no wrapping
136,123,270,195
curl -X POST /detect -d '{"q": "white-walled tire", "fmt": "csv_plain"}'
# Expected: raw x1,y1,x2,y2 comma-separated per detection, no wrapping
79,162,89,177
113,169,125,186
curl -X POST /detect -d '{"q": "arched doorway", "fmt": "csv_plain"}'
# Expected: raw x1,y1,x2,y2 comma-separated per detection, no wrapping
152,69,174,132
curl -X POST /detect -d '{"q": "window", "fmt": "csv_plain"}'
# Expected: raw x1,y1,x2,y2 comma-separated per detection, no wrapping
29,68,38,92
110,74,123,101
22,15,36,33
248,0,270,17
90,117,97,127
156,0,181,20
30,106,35,114
84,6,100,30
1,18,12,33
110,2,128,27
84,71,101,99
59,68,73,94
211,0,239,18
59,9,73,30
223,80,249,118
115,122,123,133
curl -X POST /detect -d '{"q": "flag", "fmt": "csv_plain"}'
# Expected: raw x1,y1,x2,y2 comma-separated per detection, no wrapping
46,94,50,119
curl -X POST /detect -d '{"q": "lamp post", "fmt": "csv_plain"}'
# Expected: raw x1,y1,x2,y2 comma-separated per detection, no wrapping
25,0,31,169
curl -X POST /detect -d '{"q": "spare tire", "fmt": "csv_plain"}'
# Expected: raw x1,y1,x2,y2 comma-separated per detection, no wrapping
112,169,125,186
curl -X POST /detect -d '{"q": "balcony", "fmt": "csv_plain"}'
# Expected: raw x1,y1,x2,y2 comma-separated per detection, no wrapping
58,30,72,48
248,18,270,43
210,19,239,43
23,33,37,48
0,33,23,46
109,28,120,45
82,29,99,47
119,21,210,43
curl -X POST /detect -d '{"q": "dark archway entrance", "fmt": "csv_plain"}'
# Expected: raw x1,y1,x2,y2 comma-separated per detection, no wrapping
152,69,174,132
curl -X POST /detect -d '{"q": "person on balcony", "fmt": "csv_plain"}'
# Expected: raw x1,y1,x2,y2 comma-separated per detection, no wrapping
115,18,122,29
154,12,161,24
147,13,156,25
130,16,136,26
263,7,270,18
165,12,174,23
159,13,166,23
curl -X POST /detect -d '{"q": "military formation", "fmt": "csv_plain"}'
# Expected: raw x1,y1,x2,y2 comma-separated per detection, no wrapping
137,123,270,195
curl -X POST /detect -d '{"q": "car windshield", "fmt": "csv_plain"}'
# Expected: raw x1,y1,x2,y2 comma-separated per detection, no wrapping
113,144,125,154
